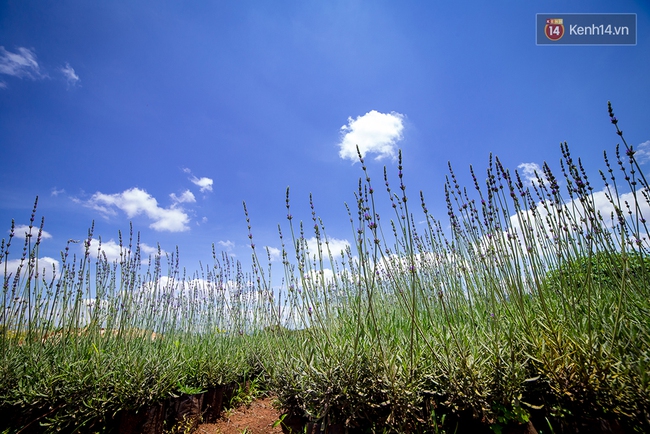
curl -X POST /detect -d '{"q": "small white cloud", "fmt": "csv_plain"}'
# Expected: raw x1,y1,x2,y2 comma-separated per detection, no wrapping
183,168,213,193
60,62,80,87
0,81,6,89
51,188,65,196
140,243,165,257
507,184,650,257
11,224,53,240
338,110,405,162
306,237,350,257
86,188,190,232
170,190,196,204
191,176,213,192
517,162,547,187
266,246,281,261
0,257,59,281
0,46,44,80
86,239,164,263
634,141,650,164
39,257,59,279
218,240,234,251
86,239,124,262
304,267,335,284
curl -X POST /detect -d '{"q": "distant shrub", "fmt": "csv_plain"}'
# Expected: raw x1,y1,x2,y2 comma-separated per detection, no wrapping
544,250,650,293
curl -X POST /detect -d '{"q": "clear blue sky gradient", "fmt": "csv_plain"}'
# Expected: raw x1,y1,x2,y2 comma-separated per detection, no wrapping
1,1,649,279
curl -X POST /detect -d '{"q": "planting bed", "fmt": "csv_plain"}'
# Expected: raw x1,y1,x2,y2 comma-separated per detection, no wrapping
116,384,236,434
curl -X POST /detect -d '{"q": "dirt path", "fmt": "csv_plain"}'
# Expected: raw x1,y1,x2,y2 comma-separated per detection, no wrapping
196,397,284,434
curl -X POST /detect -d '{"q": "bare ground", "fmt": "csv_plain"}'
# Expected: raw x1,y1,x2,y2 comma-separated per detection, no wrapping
196,397,284,434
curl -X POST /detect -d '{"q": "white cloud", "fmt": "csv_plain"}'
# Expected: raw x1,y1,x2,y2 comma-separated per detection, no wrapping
338,110,405,162
86,239,124,262
306,237,350,257
0,257,59,281
170,190,196,204
85,239,163,262
191,176,213,192
634,141,650,164
183,168,213,193
304,267,335,284
218,240,235,251
60,62,80,86
87,188,190,232
517,162,546,187
51,188,65,196
11,224,52,240
507,185,650,256
138,275,255,305
0,46,44,80
0,48,81,89
266,246,281,261
140,243,162,257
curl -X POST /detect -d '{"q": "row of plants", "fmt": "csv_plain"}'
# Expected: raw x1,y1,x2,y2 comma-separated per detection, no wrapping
0,218,267,432
259,103,649,433
1,103,649,433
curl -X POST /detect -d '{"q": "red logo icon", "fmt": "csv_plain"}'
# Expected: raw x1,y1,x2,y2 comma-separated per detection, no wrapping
545,18,564,41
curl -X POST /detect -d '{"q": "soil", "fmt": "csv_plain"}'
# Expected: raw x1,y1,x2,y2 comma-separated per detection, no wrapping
193,398,630,434
196,397,284,434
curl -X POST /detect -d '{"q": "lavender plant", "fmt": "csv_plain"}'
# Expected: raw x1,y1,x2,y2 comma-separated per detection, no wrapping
263,103,649,433
1,219,265,432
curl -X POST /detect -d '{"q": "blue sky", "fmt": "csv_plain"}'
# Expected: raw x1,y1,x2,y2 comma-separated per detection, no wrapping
1,1,649,282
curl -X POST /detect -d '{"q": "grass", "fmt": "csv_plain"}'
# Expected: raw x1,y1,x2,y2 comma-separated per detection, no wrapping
1,102,649,433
